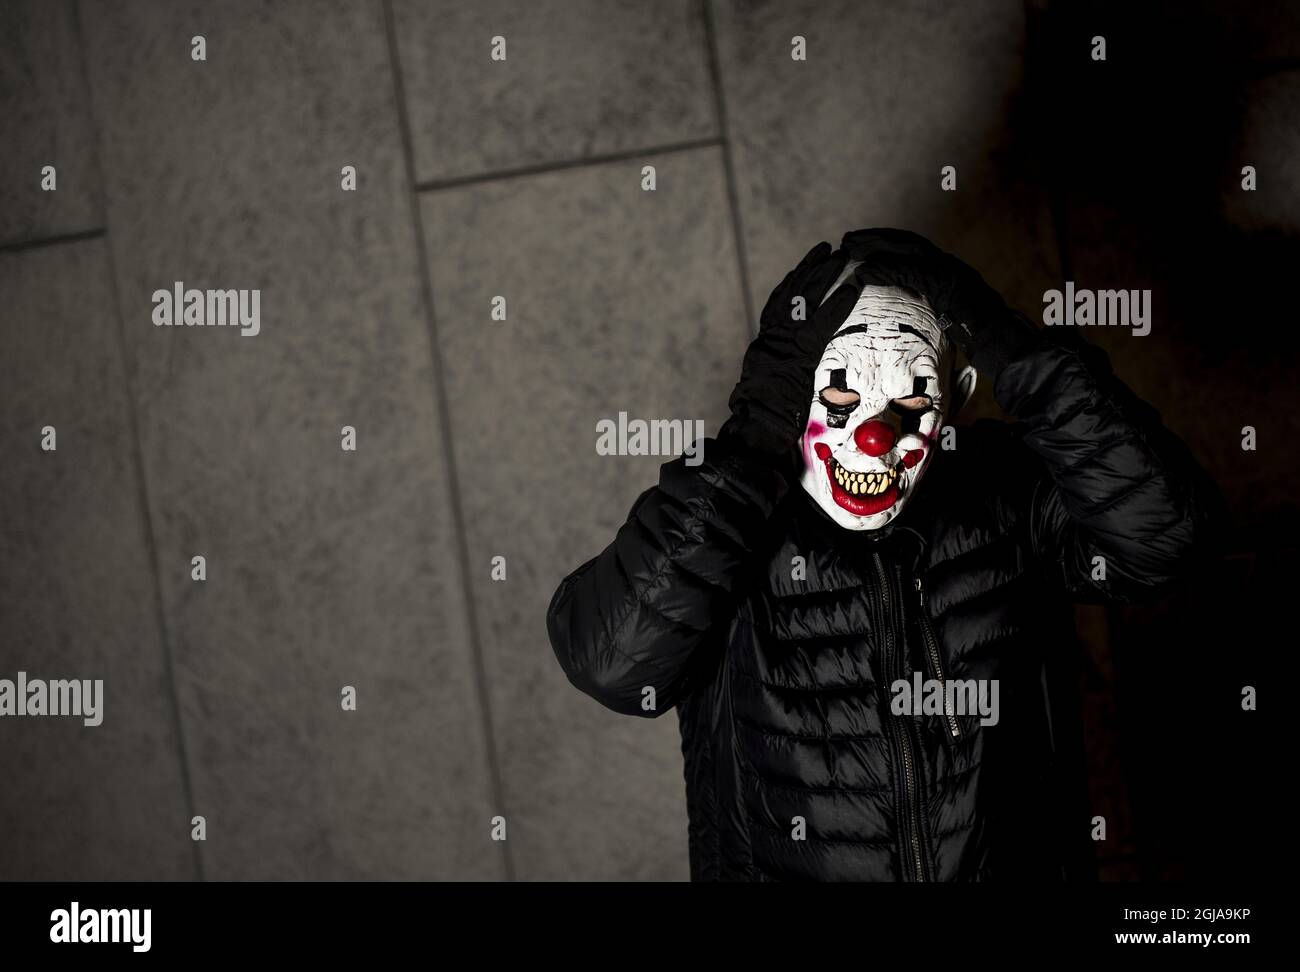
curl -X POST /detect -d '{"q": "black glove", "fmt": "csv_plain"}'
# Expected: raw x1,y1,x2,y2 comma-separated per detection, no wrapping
839,228,1039,380
718,242,865,470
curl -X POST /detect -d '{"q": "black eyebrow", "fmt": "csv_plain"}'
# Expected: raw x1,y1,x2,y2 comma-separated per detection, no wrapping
829,323,872,339
830,322,928,341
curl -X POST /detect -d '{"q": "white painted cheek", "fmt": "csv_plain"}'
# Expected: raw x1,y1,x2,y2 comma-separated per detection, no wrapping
913,407,944,444
798,419,832,506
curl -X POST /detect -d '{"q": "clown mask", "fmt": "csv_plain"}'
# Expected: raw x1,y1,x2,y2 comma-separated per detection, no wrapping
799,280,976,531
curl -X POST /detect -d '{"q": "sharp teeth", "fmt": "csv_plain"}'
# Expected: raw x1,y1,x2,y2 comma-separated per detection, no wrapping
833,463,905,496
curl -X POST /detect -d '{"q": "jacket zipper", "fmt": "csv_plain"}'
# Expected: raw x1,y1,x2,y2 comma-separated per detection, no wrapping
874,551,926,882
915,576,962,741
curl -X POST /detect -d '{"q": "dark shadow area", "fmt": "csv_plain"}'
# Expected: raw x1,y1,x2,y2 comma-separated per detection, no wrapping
1008,0,1287,880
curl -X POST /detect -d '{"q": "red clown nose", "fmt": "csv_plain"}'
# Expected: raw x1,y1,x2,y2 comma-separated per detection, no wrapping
853,419,896,457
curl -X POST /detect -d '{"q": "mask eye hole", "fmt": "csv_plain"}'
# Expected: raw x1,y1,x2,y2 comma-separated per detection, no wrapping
889,394,934,436
819,386,860,411
889,395,931,412
819,367,859,416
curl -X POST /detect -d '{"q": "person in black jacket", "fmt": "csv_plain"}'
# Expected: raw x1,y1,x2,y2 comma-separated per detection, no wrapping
546,228,1221,881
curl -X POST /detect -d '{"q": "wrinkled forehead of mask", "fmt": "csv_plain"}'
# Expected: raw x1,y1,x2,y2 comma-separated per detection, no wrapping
819,273,952,384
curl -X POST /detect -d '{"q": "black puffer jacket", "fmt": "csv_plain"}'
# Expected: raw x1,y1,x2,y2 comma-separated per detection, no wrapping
546,330,1220,881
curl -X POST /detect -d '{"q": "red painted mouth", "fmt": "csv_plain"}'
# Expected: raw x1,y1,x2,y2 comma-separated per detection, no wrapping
811,442,928,517
828,467,899,515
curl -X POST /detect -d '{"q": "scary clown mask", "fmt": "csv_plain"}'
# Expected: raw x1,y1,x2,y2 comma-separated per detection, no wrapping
799,274,977,531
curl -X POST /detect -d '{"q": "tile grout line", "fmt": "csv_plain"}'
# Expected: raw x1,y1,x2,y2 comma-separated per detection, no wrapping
702,0,756,338
380,0,516,882
70,0,205,882
413,136,723,193
0,227,105,255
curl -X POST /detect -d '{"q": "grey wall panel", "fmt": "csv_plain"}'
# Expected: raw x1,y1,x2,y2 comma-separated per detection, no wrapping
77,0,502,879
0,239,193,880
421,146,746,879
391,0,719,184
0,0,102,245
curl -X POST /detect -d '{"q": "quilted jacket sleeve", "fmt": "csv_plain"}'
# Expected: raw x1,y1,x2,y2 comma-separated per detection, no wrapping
546,438,790,717
994,329,1226,602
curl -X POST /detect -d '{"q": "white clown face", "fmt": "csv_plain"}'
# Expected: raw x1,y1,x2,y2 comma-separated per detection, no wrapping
799,282,974,531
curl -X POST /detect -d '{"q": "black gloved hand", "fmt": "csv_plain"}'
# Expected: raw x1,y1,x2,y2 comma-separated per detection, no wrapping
839,228,1039,380
718,242,864,471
